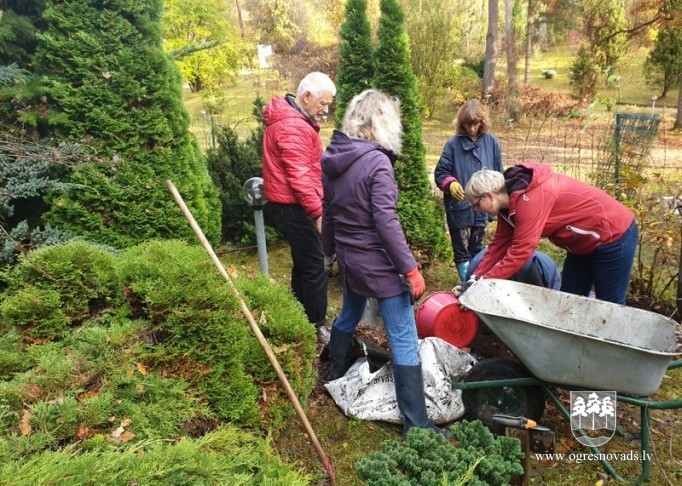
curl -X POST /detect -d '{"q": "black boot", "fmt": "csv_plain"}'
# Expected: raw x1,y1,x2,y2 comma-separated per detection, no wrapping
393,364,453,440
324,327,354,381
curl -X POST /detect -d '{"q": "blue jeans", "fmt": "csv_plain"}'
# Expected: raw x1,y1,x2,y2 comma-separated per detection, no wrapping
560,220,638,304
333,290,420,366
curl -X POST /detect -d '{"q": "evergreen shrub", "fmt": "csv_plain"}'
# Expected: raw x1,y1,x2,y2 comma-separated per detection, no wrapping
0,238,316,482
355,420,524,486
205,98,273,244
0,240,121,336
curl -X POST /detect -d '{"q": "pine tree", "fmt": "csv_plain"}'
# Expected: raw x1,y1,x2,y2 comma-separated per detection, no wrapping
644,26,682,99
35,0,221,248
373,0,450,263
334,0,375,128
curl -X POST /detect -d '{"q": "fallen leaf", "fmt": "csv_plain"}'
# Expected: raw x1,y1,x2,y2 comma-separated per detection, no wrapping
136,363,148,375
273,343,289,354
75,426,94,441
108,418,134,442
20,410,31,436
120,431,135,442
78,390,99,401
20,383,47,403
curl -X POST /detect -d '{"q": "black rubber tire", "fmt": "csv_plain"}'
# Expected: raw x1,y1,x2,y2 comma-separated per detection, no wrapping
462,357,545,427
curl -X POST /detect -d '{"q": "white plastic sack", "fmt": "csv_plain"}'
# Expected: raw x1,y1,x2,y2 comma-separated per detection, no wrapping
324,337,477,425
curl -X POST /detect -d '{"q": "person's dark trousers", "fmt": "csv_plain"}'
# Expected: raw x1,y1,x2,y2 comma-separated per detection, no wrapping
393,364,453,440
324,327,354,381
266,203,328,326
447,225,486,263
561,220,639,304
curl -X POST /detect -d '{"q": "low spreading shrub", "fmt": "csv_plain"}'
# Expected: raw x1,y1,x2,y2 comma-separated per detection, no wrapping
355,420,524,486
0,239,316,483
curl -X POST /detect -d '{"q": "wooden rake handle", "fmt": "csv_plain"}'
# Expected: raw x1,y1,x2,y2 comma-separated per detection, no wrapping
166,180,335,484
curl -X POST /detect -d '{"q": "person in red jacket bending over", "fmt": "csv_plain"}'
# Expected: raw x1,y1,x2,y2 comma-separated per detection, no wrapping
262,72,336,344
461,163,638,304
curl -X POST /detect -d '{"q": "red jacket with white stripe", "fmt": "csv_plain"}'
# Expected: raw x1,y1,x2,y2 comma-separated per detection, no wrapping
475,162,635,279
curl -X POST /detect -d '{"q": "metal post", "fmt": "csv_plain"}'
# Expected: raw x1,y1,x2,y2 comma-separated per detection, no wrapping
677,202,681,319
614,112,623,183
243,177,269,276
254,207,268,276
210,115,216,150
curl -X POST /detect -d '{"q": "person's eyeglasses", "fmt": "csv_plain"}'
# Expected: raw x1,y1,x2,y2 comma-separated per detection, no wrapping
472,194,486,210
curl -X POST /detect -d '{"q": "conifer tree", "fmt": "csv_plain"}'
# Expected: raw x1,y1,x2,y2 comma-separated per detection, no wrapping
373,0,450,263
335,0,375,128
36,0,221,248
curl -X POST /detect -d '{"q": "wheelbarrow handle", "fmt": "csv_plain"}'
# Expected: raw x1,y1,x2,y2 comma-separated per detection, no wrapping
491,413,550,431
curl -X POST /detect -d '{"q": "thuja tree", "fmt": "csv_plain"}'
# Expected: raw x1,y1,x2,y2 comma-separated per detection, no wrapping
644,26,682,99
0,0,46,68
334,0,375,128
569,0,627,99
373,0,450,263
35,0,221,248
206,98,271,244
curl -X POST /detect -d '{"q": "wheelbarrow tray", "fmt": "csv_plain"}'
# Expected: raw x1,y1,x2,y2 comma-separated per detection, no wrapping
459,279,680,396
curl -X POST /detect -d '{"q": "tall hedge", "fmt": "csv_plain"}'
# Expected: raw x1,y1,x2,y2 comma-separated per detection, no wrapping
373,0,450,263
35,0,221,248
335,0,375,128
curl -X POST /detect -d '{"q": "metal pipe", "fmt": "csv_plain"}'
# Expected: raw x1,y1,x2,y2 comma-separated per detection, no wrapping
166,180,335,484
254,207,269,275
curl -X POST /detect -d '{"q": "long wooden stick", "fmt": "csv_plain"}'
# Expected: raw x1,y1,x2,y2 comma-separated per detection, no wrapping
166,180,335,484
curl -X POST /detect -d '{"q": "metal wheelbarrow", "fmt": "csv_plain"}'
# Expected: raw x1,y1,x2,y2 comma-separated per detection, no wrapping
455,279,682,484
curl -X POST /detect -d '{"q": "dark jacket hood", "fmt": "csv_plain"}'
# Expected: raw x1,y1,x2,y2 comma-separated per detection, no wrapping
322,130,397,179
504,161,553,196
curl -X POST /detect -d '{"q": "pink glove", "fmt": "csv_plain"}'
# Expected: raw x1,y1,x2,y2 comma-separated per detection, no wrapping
405,268,426,302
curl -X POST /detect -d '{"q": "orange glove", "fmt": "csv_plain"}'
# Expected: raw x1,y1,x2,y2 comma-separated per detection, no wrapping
405,268,426,302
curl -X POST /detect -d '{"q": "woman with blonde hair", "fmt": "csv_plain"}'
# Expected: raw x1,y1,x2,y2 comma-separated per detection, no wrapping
321,89,451,439
462,164,638,304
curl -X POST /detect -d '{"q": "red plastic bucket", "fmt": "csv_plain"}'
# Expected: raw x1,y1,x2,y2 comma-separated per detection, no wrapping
416,291,479,348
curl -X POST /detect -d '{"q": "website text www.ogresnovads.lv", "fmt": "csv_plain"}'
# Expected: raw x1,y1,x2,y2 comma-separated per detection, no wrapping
534,450,652,464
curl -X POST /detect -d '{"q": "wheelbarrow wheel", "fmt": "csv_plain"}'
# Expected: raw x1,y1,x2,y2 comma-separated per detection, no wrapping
462,357,545,428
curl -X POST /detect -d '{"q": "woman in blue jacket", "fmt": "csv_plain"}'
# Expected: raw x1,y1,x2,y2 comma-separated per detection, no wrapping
434,99,503,281
321,89,450,440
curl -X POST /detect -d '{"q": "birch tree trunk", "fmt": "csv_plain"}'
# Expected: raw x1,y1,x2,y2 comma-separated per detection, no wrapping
524,0,533,84
675,70,682,129
505,0,520,121
483,0,499,94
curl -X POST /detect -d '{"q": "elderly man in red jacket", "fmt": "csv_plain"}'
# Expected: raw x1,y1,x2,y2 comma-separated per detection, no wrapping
262,72,336,344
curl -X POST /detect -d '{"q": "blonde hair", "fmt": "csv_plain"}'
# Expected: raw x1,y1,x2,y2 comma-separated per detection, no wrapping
454,99,491,136
342,89,403,154
465,169,506,198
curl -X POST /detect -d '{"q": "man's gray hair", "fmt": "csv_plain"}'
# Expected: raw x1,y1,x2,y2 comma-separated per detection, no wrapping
297,72,336,98
342,89,403,154
465,169,506,197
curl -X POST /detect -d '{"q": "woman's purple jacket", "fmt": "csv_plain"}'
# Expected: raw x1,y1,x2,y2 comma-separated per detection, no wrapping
321,130,416,299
